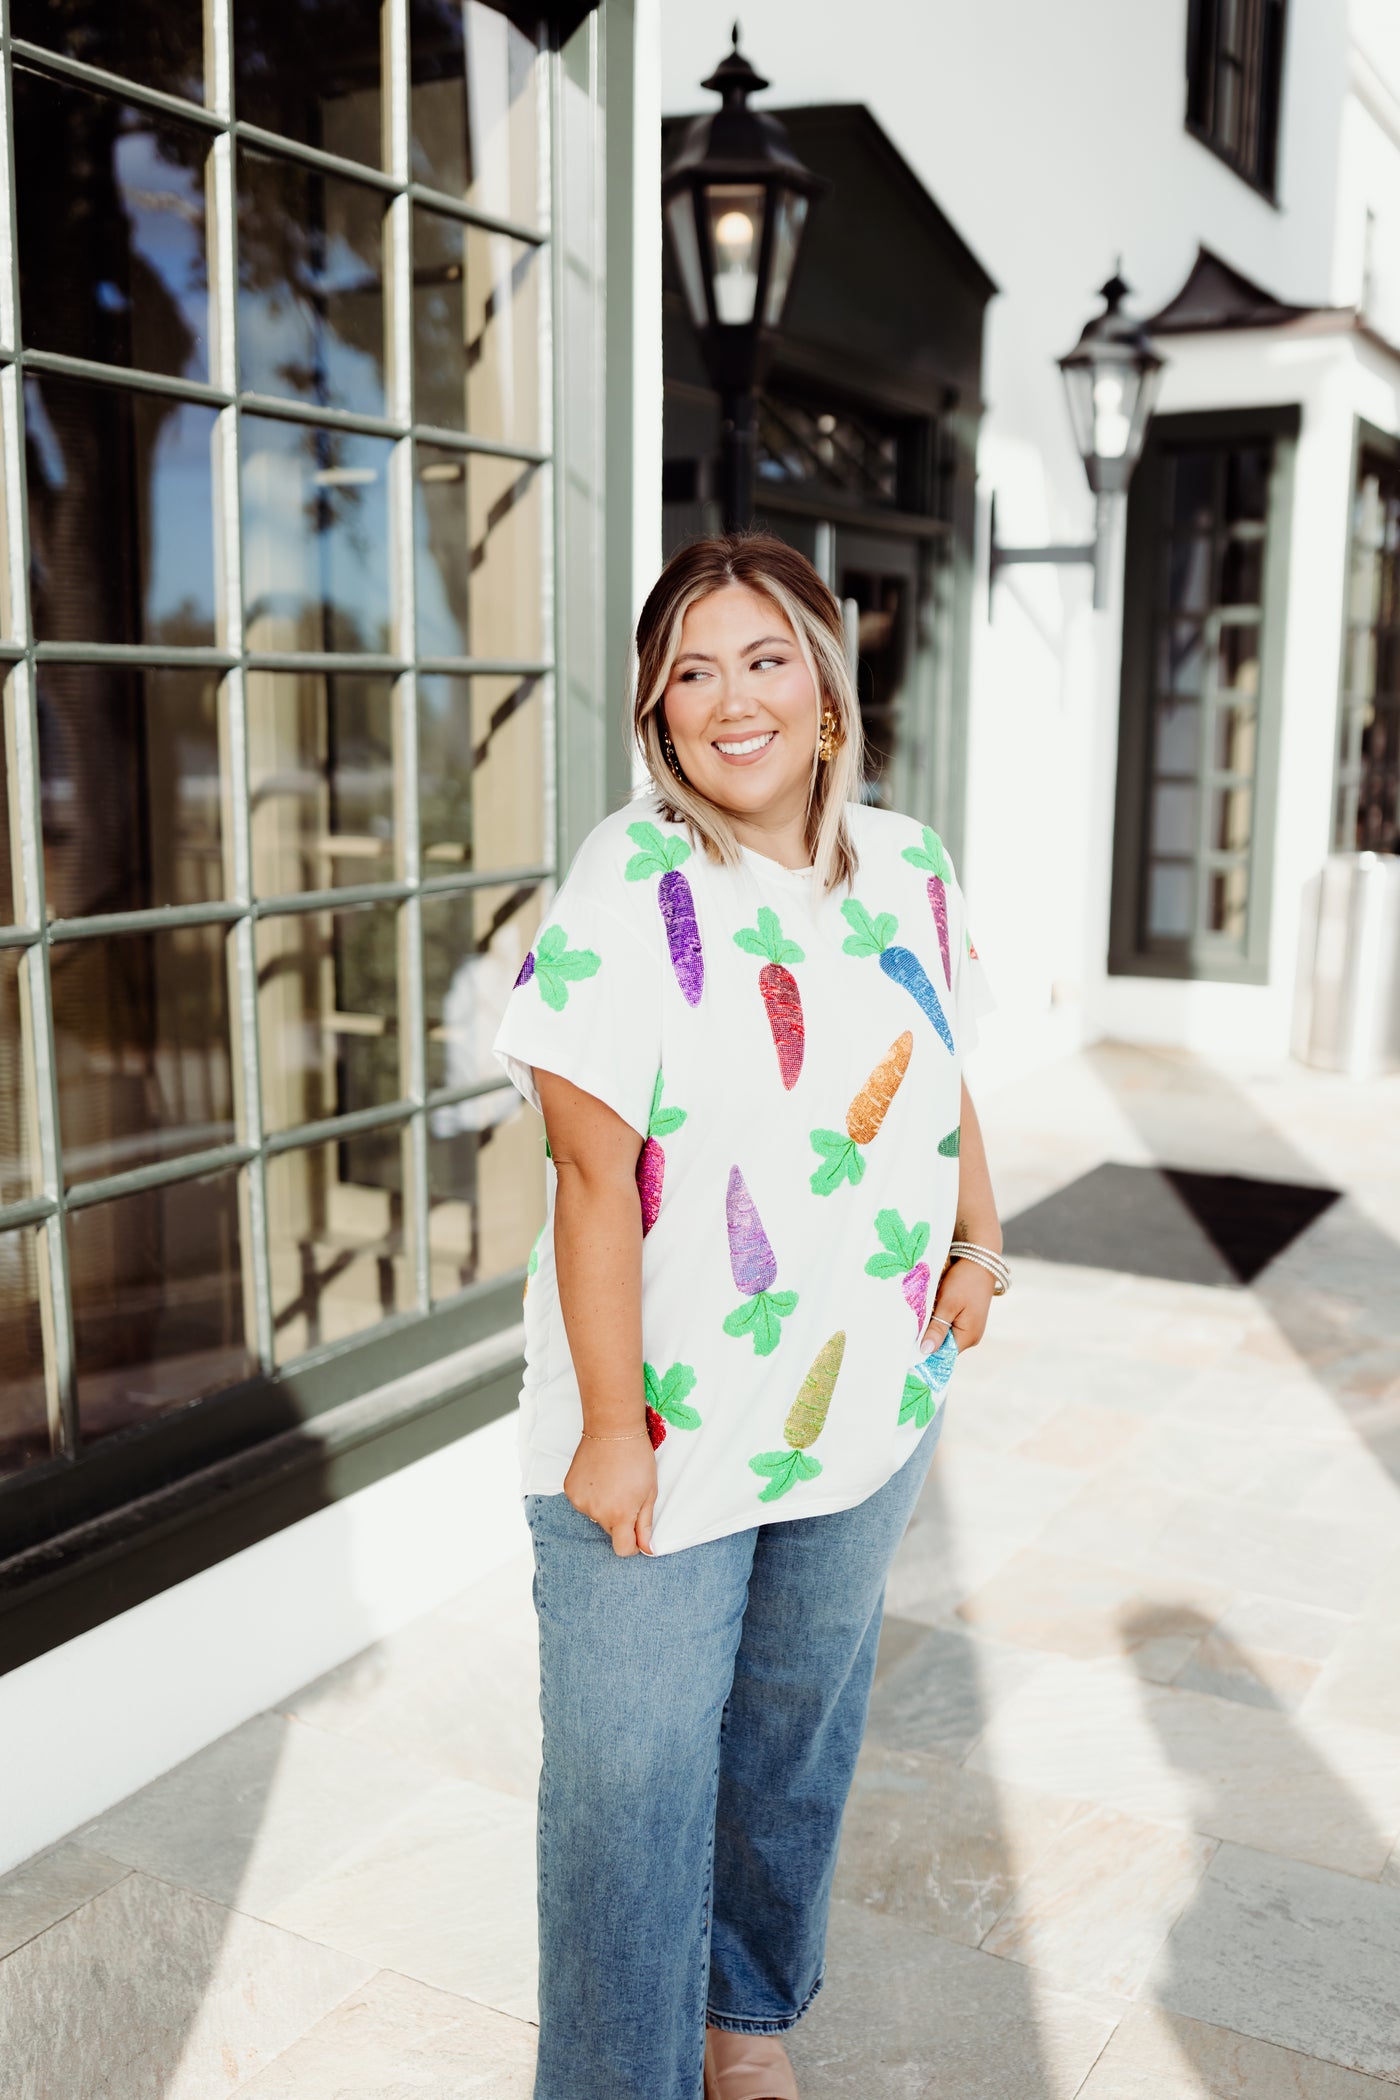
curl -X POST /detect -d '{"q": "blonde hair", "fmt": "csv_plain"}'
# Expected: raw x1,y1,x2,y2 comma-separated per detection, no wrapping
632,532,864,892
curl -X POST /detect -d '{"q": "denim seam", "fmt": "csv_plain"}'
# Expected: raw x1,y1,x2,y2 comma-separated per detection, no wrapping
704,1961,826,2036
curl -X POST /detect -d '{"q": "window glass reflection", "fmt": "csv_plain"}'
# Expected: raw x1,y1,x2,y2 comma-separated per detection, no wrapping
242,416,392,654
0,1013,24,1256
413,209,541,447
428,1095,543,1303
267,1132,411,1364
14,66,210,382
10,1,205,104
38,666,225,920
1,951,37,1208
239,150,386,417
69,1170,254,1444
419,673,545,874
0,693,13,923
248,671,396,897
0,1228,50,1478
415,445,543,661
52,923,235,1187
257,901,401,1135
410,0,542,223
234,0,384,169
26,374,217,647
422,881,540,1096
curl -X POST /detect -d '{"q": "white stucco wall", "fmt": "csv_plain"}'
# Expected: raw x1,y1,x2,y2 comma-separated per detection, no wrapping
662,0,1400,1070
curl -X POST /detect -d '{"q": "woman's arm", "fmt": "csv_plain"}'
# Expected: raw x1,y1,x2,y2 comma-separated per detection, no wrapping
924,1079,1001,1352
535,1067,657,1557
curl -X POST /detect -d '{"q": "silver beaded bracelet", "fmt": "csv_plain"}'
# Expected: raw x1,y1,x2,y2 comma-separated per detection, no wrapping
948,1240,1011,1295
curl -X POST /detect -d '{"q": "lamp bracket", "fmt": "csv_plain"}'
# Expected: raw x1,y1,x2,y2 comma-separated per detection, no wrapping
988,492,1115,611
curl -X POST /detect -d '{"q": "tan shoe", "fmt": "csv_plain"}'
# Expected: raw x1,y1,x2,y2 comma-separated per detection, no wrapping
703,2025,799,2100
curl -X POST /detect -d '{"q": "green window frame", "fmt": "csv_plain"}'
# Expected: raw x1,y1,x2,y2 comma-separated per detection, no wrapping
1109,405,1298,985
1334,423,1400,854
0,0,635,1673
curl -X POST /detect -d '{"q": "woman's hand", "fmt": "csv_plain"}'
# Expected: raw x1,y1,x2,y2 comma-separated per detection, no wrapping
564,1436,659,1557
923,1255,996,1353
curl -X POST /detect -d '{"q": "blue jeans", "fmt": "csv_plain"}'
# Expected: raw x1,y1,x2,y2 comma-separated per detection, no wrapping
525,1414,943,2100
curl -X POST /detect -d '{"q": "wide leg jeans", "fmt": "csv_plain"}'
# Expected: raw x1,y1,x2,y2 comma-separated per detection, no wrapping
525,1414,942,2100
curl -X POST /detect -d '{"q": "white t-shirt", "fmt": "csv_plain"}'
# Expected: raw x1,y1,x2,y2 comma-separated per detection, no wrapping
492,795,994,1554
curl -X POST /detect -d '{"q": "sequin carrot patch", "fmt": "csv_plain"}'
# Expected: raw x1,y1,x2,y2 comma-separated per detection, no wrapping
625,820,704,1006
515,925,600,1012
899,1331,957,1429
733,907,805,1088
636,1072,686,1236
841,899,953,1053
748,1331,846,1502
722,1166,798,1355
808,1031,913,1194
865,1208,932,1330
901,826,953,985
643,1360,701,1449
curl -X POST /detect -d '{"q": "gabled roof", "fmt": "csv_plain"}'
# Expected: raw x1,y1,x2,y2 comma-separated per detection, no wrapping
1146,246,1333,334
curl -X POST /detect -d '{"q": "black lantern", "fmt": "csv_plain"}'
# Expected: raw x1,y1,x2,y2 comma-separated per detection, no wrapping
662,25,827,528
1057,269,1165,498
993,267,1165,609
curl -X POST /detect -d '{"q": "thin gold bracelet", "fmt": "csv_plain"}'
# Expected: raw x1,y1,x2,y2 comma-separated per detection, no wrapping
579,1428,648,1441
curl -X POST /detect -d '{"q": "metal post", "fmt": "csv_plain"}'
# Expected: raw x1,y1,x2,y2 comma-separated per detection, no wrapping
1091,489,1114,611
719,387,757,532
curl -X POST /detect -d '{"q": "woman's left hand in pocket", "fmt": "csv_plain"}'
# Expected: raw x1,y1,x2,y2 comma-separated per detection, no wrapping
922,1257,996,1353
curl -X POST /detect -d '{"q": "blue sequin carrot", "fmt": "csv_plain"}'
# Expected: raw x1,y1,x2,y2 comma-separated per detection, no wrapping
841,898,953,1052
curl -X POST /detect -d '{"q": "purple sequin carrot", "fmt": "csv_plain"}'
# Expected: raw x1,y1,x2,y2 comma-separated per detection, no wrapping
722,1166,798,1354
726,1166,777,1293
625,821,704,1006
635,1072,686,1235
901,826,953,985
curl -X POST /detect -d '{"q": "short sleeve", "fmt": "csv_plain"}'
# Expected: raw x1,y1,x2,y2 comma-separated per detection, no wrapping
950,876,996,1057
492,888,662,1140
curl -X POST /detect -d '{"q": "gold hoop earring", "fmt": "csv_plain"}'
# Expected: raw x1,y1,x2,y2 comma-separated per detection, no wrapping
817,709,841,763
660,722,685,782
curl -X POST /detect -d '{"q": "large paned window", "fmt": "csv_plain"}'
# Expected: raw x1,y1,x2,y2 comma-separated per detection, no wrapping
0,6,566,1547
1335,439,1400,854
1110,409,1296,983
1186,0,1288,198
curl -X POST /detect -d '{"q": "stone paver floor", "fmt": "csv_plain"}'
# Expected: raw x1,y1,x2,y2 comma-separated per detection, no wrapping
2,1042,1398,2098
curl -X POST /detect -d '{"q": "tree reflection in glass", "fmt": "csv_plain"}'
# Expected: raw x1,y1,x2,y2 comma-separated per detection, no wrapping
238,148,386,417
10,0,205,105
242,417,392,654
25,375,218,647
13,64,210,381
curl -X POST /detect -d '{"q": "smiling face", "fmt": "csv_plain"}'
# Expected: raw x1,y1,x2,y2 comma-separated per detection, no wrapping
661,583,820,849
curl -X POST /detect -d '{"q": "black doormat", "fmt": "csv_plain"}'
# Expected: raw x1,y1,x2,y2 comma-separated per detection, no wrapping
1001,1162,1342,1287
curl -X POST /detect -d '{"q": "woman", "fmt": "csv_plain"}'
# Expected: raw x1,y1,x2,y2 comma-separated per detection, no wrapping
493,534,1004,2100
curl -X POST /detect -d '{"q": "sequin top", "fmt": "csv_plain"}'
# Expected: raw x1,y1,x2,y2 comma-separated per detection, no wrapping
492,796,994,1554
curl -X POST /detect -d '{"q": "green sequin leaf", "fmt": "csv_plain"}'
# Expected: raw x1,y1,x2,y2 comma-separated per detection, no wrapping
938,1126,961,1159
899,1371,939,1428
902,826,952,880
808,1129,864,1196
625,819,690,879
